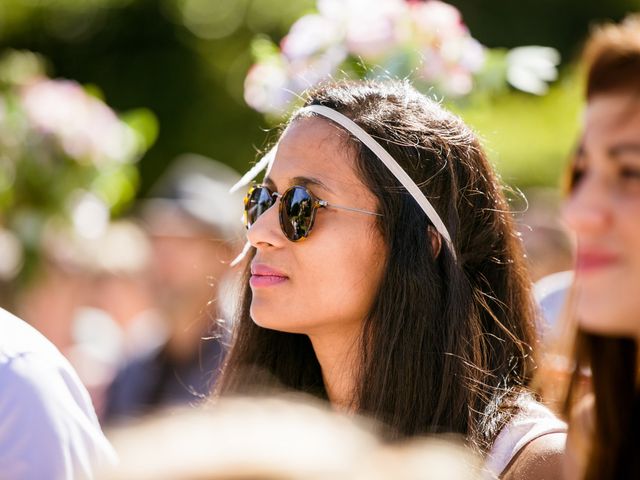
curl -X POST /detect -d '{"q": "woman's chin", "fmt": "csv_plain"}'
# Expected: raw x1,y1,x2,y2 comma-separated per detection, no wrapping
578,311,638,339
250,309,300,334
250,310,279,330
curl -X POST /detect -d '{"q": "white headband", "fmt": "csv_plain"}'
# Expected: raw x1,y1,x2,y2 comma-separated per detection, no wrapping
230,104,456,263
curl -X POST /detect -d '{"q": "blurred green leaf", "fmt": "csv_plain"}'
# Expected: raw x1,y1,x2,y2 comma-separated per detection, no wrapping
83,83,106,101
451,70,583,188
91,164,139,214
0,50,47,87
474,48,509,95
121,108,159,152
250,35,281,62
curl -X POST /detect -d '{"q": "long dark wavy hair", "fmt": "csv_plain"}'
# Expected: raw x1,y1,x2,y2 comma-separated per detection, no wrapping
563,15,640,480
217,80,537,454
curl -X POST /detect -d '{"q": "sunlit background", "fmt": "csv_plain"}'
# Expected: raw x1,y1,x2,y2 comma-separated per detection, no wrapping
2,0,636,189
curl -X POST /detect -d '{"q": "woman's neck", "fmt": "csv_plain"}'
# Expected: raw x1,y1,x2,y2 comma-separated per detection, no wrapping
308,327,361,412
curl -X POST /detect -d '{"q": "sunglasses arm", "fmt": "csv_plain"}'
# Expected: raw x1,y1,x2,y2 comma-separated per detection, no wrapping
317,200,383,217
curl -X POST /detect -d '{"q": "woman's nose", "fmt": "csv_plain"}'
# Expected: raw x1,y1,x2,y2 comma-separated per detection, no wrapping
246,201,285,249
562,175,612,235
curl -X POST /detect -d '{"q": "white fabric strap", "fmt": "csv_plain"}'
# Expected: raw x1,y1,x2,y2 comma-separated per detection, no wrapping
230,146,277,194
301,105,455,256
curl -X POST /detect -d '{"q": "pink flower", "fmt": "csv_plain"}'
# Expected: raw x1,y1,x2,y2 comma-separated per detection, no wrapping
410,1,485,96
242,0,518,113
243,59,293,114
20,79,136,165
344,0,406,60
441,67,474,96
287,46,347,93
409,0,466,41
459,37,485,73
317,0,406,61
281,14,344,62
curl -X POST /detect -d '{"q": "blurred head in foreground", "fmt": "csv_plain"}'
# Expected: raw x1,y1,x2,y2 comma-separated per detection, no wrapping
102,396,481,480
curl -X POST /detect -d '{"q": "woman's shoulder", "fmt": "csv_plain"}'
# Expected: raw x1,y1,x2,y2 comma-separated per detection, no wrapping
485,395,567,478
500,432,566,480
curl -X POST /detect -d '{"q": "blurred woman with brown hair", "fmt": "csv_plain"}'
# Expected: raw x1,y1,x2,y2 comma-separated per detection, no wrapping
561,15,640,480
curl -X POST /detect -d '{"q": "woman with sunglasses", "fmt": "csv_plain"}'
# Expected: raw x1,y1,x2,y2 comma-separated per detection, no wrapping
558,16,640,480
218,80,565,478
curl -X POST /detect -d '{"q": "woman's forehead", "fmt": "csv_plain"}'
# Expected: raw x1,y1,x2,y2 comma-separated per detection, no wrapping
584,95,640,137
281,117,349,156
578,95,640,158
268,117,361,189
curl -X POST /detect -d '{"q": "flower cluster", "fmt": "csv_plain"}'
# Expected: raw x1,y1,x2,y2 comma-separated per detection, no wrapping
244,0,559,115
20,79,137,167
0,50,156,282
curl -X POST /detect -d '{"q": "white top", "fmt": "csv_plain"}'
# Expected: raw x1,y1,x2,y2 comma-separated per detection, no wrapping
534,270,573,334
0,307,117,479
484,395,567,478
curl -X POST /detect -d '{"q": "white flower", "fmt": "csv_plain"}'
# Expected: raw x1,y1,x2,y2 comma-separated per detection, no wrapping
410,1,485,95
458,37,486,73
69,190,110,240
506,46,560,95
245,47,348,116
281,14,344,62
419,36,484,95
316,0,345,20
419,46,448,81
410,0,466,43
243,59,293,114
287,45,348,93
319,0,407,60
442,68,473,96
342,0,407,60
0,227,23,281
243,0,557,113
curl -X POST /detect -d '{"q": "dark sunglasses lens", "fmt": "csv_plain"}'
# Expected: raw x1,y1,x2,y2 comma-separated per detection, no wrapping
281,186,315,241
245,187,274,227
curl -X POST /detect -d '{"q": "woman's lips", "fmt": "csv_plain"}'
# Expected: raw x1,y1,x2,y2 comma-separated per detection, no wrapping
576,250,619,273
250,263,289,288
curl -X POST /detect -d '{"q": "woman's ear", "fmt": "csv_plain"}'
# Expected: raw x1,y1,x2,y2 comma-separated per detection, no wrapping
427,226,442,258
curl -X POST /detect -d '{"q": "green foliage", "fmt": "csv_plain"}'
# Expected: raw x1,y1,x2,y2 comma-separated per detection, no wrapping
0,50,155,282
451,71,582,188
250,35,281,62
0,0,631,194
121,108,160,153
91,164,140,216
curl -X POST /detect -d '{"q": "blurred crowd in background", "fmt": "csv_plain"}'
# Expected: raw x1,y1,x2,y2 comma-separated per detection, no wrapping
1,0,639,478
